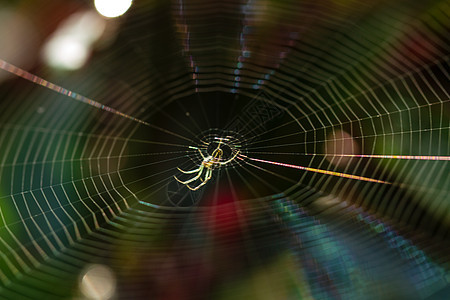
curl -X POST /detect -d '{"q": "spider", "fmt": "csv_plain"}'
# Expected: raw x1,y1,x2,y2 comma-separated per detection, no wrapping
174,140,240,190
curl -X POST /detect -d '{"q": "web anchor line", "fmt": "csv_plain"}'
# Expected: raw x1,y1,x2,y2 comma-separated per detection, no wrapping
239,154,390,184
245,152,450,161
320,154,450,161
0,59,196,143
0,59,151,127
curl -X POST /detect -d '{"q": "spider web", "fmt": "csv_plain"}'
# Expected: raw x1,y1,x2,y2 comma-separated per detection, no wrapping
0,0,449,298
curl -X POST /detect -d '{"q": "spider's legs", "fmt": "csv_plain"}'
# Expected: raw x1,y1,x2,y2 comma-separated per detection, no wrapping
186,181,206,191
178,147,206,173
205,168,212,181
177,166,200,174
186,168,212,191
174,165,204,185
197,148,206,160
198,168,212,183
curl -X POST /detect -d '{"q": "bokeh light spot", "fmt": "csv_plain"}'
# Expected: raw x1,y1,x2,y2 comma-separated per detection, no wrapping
94,0,132,18
79,264,116,300
43,37,89,70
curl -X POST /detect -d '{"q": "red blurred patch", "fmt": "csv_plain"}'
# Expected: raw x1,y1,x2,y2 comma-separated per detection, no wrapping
202,188,248,241
397,31,437,65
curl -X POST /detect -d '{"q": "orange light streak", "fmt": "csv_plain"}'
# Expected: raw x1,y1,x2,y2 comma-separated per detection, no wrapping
240,155,390,184
324,154,450,161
